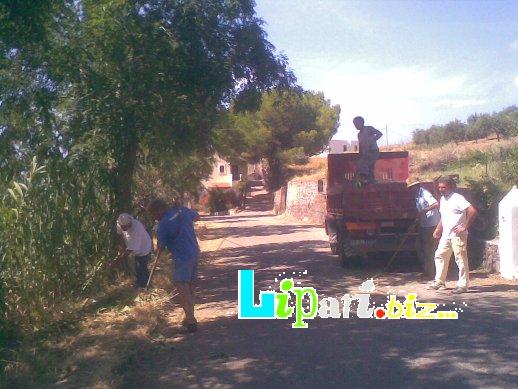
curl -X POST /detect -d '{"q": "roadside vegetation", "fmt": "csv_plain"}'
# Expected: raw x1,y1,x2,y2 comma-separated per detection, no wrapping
1,1,515,385
412,105,518,146
0,1,338,384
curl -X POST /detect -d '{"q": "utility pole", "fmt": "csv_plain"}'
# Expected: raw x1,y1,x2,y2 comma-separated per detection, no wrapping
385,125,388,146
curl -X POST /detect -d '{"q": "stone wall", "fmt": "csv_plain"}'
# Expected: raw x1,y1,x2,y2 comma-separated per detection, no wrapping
480,238,500,273
284,179,327,225
273,186,287,215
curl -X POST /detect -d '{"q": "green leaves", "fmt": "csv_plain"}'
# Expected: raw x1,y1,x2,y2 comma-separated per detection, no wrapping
0,0,295,332
413,105,518,145
230,88,340,190
1,156,113,331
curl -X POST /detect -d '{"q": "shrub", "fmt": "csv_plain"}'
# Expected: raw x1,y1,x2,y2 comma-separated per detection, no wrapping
0,157,113,331
207,189,227,214
496,147,518,185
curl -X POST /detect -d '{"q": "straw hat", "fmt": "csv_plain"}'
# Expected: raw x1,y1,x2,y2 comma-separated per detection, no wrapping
406,177,421,188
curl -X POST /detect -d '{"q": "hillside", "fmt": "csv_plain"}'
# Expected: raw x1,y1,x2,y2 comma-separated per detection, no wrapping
293,136,517,189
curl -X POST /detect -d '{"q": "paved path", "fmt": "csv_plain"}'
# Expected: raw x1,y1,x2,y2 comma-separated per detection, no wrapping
138,186,518,388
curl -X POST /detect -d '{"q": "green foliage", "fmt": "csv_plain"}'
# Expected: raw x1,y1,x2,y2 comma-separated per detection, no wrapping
231,88,340,191
206,188,240,214
442,144,518,188
496,146,518,184
0,157,113,330
465,177,503,239
134,145,213,208
207,189,227,214
0,0,294,333
465,177,502,210
412,105,518,146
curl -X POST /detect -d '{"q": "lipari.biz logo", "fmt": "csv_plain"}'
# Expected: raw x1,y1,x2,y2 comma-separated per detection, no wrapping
238,270,465,329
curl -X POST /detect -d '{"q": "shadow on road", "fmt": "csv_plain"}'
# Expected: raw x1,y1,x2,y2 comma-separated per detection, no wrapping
49,184,518,388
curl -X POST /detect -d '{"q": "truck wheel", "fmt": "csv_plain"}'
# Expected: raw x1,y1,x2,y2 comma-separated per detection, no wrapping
330,242,337,255
329,232,338,255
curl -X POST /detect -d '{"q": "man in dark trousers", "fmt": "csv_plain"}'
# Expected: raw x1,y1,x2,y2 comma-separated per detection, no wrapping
148,198,200,333
353,116,383,184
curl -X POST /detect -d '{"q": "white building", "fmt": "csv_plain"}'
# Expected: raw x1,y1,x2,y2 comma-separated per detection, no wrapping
328,139,359,153
202,155,264,189
202,154,233,189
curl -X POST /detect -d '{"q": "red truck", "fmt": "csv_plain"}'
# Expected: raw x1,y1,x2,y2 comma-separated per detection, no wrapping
324,151,429,268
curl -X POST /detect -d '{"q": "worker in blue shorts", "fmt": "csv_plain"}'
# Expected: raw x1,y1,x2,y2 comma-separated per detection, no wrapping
148,198,200,333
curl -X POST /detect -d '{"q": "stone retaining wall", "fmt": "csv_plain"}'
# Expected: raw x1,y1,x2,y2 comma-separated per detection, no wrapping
480,238,500,273
284,180,327,225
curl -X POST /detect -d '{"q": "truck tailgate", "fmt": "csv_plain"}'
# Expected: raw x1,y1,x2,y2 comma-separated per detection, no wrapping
342,182,416,220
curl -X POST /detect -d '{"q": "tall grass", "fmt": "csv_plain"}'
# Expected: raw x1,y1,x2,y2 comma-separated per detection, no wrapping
0,157,114,332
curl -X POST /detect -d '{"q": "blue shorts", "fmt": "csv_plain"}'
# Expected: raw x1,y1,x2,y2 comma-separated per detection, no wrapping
173,257,198,282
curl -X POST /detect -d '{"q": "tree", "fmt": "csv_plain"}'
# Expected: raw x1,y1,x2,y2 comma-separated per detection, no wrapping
495,106,518,140
232,88,340,191
466,114,495,141
0,0,297,325
444,120,467,145
0,0,295,214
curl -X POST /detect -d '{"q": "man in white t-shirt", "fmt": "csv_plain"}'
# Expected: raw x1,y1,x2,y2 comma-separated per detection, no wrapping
427,177,478,294
114,213,152,288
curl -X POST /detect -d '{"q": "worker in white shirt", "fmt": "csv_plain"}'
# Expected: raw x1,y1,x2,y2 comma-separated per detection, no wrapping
114,213,152,288
427,177,478,294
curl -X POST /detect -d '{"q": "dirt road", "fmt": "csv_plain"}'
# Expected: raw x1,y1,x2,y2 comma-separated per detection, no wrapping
133,186,518,388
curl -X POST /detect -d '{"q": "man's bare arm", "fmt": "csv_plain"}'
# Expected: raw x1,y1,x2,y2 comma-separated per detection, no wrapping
110,247,131,268
373,128,383,141
452,205,478,233
421,202,439,214
433,220,443,239
465,205,478,229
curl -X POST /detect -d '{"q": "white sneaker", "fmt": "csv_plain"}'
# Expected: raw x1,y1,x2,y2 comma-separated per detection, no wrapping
426,281,446,290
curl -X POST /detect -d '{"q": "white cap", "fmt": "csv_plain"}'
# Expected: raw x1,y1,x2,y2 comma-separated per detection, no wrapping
117,213,133,227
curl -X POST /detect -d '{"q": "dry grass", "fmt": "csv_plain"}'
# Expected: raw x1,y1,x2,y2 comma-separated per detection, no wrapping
288,156,327,181
288,136,518,184
407,136,518,181
4,223,226,387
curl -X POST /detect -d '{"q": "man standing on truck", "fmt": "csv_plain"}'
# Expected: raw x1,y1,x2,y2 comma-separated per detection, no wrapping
408,179,440,278
427,177,478,294
353,116,383,184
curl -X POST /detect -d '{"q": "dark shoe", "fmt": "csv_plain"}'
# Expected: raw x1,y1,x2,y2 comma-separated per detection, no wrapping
184,323,197,333
452,286,468,294
181,318,197,327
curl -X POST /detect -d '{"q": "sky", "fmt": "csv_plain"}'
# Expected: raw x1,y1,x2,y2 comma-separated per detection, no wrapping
255,0,518,143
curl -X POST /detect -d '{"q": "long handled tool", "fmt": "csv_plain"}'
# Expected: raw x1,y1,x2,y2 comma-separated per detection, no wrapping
371,218,420,279
146,253,160,290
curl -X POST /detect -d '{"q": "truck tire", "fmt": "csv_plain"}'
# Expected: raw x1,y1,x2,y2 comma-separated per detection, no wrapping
326,216,339,255
330,242,337,255
329,232,338,255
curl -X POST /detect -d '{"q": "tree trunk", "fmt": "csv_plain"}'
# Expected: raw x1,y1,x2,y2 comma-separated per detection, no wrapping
265,157,285,192
113,137,138,215
109,133,138,256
